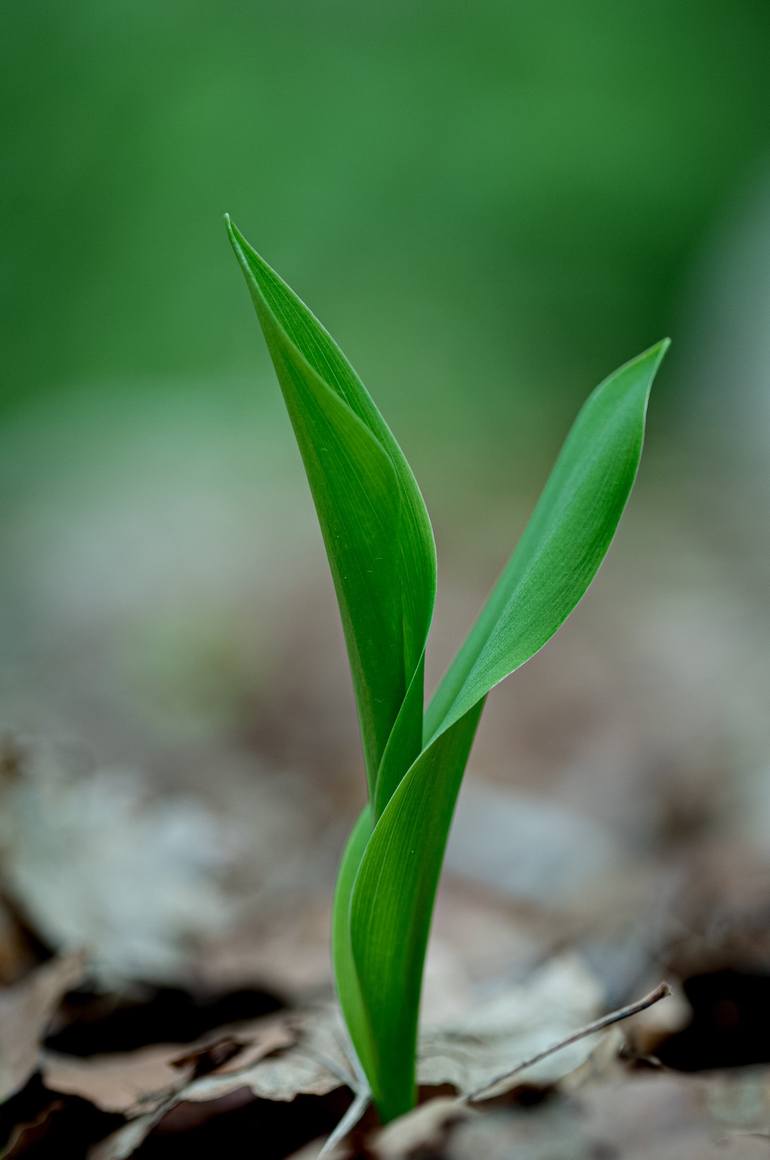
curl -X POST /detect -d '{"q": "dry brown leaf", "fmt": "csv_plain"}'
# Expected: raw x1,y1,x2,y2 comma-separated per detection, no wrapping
705,1069,770,1133
87,958,606,1158
577,1071,770,1160
443,1071,770,1160
40,1015,294,1117
0,951,85,1101
169,1034,247,1077
417,953,603,1098
13,955,676,1160
191,1020,297,1075
41,1045,198,1116
372,1097,473,1159
0,748,234,985
446,1097,582,1160
184,1006,349,1104
87,1006,348,1160
0,894,38,986
361,1032,625,1160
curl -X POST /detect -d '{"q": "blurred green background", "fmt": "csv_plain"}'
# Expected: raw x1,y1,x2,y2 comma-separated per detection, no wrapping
4,0,769,415
1,0,769,870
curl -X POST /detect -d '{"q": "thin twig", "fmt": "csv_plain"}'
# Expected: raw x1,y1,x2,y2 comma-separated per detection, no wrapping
465,981,671,1103
315,1032,372,1157
318,1087,371,1157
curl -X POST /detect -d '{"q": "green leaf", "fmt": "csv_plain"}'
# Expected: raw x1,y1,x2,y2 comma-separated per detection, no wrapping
227,218,438,1082
350,340,668,1121
228,221,667,1125
426,340,669,740
227,217,436,805
331,805,377,1084
350,701,484,1120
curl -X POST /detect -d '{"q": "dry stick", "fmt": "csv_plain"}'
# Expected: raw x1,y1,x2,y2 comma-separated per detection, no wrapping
465,981,671,1104
318,1088,371,1158
315,1037,372,1157
319,982,672,1152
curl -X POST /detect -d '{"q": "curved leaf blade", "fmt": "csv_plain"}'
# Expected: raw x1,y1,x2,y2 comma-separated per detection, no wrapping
331,805,377,1086
229,222,668,1125
350,701,484,1121
352,341,667,1121
227,218,436,801
426,340,669,740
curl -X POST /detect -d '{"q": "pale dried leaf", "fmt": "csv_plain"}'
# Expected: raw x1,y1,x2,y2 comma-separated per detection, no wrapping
186,1006,349,1104
41,1045,198,1115
372,1097,473,1159
0,951,85,1101
445,1071,770,1160
578,1072,770,1159
88,1006,348,1160
41,1016,294,1118
703,1070,770,1138
175,1018,296,1076
41,963,619,1160
361,1033,624,1160
418,953,603,1097
0,748,233,984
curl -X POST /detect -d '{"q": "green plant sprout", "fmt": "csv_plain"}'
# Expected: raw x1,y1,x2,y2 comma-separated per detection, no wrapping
227,215,668,1124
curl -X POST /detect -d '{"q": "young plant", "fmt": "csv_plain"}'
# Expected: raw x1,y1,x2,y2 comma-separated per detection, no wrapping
227,216,668,1124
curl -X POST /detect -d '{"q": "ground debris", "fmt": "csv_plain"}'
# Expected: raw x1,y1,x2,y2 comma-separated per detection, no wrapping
0,951,86,1102
84,1006,350,1159
360,1070,770,1160
6,949,754,1160
418,953,603,1097
0,741,235,986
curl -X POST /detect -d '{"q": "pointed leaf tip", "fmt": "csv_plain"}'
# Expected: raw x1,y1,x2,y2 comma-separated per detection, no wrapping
425,338,667,740
228,219,436,803
350,338,667,1120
